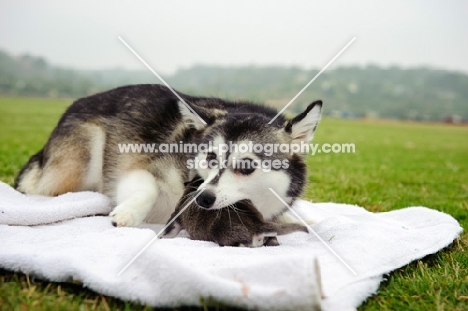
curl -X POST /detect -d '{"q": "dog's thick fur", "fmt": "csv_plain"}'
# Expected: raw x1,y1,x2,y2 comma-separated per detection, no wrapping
15,84,322,227
163,176,308,247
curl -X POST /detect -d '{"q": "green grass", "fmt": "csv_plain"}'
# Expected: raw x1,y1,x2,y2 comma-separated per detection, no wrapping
0,97,467,310
309,119,468,310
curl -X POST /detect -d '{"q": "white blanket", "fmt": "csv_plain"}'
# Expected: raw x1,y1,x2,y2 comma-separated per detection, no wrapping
0,181,462,311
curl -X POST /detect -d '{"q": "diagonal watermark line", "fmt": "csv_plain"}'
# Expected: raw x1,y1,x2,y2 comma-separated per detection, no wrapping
268,37,356,124
117,189,205,276
268,188,357,275
118,36,207,125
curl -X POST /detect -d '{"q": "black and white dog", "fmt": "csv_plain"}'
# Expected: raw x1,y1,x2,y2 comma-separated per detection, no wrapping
15,84,322,227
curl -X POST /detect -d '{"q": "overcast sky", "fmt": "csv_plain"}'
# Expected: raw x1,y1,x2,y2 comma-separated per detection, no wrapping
1,0,467,74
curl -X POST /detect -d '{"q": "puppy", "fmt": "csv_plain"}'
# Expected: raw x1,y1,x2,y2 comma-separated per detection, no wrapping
163,177,308,247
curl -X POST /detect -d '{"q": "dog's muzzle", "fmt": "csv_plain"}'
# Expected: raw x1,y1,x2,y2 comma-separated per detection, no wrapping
196,190,216,209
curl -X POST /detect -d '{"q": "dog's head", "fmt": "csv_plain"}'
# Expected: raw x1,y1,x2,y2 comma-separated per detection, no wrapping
179,100,322,219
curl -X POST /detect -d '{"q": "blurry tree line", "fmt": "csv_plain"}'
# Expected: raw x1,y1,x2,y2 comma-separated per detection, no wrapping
1,49,467,121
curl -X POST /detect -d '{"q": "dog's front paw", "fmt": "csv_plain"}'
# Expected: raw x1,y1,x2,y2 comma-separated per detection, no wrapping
110,208,144,227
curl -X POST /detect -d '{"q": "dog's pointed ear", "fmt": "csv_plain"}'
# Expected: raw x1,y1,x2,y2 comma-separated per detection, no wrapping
284,100,322,144
178,101,207,130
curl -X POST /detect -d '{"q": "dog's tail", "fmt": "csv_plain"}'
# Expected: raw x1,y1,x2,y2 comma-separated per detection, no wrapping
14,149,44,194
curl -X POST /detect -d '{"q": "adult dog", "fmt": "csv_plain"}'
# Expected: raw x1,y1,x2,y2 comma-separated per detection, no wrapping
15,84,322,227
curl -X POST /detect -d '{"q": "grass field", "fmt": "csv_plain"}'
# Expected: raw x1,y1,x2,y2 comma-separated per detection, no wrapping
0,97,467,310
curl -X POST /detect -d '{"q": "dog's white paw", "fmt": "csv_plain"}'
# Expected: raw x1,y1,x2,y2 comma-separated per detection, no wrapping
249,232,279,247
110,208,144,227
251,233,266,248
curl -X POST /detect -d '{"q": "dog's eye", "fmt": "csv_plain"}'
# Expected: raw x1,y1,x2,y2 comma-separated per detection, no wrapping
236,158,256,175
206,152,217,161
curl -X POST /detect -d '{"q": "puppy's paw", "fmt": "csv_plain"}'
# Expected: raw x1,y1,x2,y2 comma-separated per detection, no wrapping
249,232,278,247
264,236,280,246
110,207,144,227
251,233,265,248
162,222,182,238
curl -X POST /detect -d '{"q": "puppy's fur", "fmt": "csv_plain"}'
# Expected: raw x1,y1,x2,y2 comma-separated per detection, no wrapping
15,84,322,227
163,176,308,247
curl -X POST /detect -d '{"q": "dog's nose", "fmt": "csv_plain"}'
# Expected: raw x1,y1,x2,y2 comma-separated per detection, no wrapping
196,191,216,209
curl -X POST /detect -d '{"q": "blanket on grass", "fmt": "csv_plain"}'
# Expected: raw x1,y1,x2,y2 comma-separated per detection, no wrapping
0,181,462,310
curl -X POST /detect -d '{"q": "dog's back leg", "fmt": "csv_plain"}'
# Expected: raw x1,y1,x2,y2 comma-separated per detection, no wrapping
15,123,104,196
15,149,85,196
14,149,45,193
